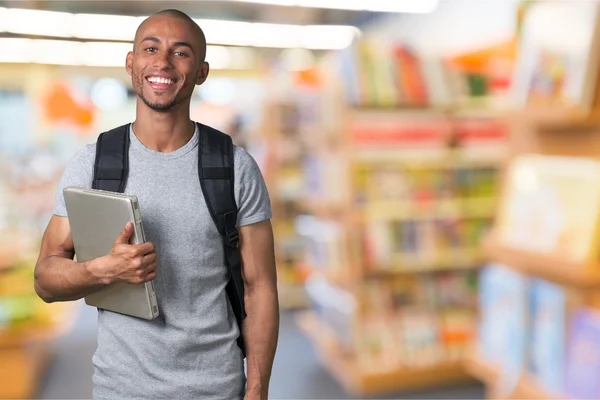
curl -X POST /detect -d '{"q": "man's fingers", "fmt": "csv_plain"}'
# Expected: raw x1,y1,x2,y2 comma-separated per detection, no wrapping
142,253,158,265
114,222,134,244
133,242,155,256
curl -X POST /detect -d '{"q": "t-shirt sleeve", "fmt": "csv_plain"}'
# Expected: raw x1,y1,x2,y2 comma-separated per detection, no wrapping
52,144,96,217
233,146,272,227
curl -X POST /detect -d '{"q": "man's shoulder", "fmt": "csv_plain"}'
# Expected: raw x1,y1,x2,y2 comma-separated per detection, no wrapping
67,142,97,165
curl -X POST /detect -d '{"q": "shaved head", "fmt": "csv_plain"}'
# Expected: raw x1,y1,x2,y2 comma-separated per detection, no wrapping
126,8,211,113
134,9,207,61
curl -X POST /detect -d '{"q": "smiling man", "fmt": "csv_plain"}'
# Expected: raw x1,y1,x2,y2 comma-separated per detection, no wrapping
33,9,279,400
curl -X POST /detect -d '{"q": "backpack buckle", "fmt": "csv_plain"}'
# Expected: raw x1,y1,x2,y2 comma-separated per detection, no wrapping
226,229,239,248
223,211,239,248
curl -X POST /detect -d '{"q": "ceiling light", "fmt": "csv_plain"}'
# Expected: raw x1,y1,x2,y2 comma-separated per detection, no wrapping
0,8,360,50
0,38,32,63
31,40,81,66
205,46,232,69
0,38,251,69
80,42,131,67
222,0,439,13
3,8,72,37
72,14,143,41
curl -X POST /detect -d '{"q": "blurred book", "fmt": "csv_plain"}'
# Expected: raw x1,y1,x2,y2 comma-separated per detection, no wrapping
478,263,528,393
528,279,566,394
496,155,600,262
565,308,600,399
511,1,600,110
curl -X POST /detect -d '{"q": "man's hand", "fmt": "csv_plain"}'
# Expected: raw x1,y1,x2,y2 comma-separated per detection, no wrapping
87,222,158,285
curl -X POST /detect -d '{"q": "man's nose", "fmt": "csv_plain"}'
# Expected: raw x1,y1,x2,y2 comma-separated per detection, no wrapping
153,51,172,68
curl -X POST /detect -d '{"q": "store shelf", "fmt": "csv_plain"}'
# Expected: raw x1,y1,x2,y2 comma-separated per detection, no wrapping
482,235,600,289
0,343,52,400
296,311,475,397
278,282,309,310
463,353,501,384
0,300,80,399
365,260,482,278
504,109,600,132
464,353,566,400
361,198,496,221
0,249,26,271
0,300,80,346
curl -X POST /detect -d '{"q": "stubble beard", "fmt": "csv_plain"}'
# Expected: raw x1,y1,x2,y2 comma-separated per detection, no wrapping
134,72,178,112
140,93,177,112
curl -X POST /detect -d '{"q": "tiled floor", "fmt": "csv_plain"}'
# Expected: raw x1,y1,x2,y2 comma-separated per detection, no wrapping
37,303,485,399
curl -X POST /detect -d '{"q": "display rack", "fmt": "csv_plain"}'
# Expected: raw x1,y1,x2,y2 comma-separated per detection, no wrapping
257,100,312,309
296,311,473,396
464,110,600,400
0,300,80,399
464,353,560,400
296,101,508,396
0,253,80,399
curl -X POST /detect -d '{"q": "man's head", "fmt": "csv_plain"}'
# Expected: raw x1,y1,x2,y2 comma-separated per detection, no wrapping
126,9,209,112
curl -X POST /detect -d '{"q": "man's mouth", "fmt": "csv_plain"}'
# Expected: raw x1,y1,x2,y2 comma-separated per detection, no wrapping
146,76,177,90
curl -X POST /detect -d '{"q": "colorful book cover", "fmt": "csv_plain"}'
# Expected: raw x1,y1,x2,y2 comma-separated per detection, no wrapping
565,308,600,399
496,155,600,262
478,263,528,394
337,42,361,107
393,45,429,106
528,279,566,394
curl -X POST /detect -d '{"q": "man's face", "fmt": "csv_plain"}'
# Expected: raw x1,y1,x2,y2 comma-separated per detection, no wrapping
126,14,209,112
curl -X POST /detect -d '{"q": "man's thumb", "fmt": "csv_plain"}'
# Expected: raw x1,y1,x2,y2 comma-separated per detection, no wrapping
115,222,133,244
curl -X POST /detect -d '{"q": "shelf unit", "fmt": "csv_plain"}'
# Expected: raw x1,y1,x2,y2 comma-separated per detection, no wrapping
463,110,600,400
0,252,81,399
0,300,80,400
296,311,473,397
464,353,562,400
296,105,508,396
257,100,313,309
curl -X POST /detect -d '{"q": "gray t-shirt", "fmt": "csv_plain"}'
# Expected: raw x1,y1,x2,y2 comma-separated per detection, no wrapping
53,123,272,400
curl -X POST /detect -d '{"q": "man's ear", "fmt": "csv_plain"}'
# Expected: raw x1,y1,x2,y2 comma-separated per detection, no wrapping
126,51,134,77
196,61,210,85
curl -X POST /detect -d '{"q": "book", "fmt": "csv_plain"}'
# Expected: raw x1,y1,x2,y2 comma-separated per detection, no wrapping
565,308,600,399
496,155,600,262
478,263,529,394
528,279,566,394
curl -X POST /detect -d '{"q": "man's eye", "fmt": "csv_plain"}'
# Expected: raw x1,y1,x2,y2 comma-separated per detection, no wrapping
174,51,188,57
144,47,157,53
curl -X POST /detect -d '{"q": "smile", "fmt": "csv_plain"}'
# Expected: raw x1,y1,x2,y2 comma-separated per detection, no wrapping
146,76,177,86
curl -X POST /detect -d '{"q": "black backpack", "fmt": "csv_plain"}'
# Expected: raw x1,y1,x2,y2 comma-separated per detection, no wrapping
92,122,246,357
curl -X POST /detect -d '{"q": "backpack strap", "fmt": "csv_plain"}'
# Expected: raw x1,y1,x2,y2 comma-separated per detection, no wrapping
196,122,247,357
92,124,130,192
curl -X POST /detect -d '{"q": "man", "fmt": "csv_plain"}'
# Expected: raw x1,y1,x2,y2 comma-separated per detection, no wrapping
33,9,279,400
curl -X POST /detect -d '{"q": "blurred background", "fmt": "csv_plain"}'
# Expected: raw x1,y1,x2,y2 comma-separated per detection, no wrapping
2,0,600,399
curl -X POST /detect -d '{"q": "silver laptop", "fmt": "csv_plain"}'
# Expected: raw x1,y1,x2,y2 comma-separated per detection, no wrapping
63,186,159,320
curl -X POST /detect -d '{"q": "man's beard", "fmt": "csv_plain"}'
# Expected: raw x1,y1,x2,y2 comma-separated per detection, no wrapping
140,93,177,112
134,72,178,111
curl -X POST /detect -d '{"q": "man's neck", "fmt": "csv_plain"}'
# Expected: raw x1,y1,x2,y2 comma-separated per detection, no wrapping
132,103,195,153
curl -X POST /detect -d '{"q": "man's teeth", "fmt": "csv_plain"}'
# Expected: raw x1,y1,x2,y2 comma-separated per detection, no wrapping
148,77,174,84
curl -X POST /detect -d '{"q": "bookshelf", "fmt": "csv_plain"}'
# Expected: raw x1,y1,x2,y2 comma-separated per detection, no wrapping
277,25,517,394
465,109,600,400
297,103,508,396
0,255,80,399
296,311,473,397
257,100,312,309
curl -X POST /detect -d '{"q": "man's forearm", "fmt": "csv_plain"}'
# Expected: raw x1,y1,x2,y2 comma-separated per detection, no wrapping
34,256,105,303
243,283,279,398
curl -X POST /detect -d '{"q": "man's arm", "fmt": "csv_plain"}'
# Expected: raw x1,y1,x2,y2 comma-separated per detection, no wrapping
34,216,158,303
34,215,106,302
239,219,279,400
